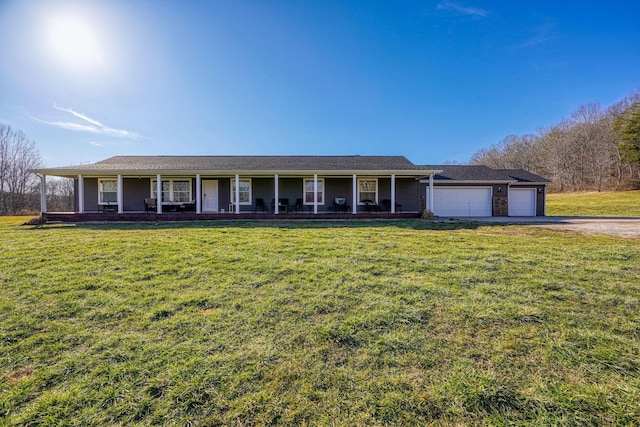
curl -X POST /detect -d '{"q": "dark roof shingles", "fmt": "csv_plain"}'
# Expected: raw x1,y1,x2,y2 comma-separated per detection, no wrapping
498,169,552,183
52,155,424,172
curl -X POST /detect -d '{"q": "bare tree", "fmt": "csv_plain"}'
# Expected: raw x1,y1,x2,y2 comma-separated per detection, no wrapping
0,124,42,214
46,177,75,212
469,88,640,192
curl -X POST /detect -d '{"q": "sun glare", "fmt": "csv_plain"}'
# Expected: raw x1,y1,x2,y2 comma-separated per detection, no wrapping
46,13,104,69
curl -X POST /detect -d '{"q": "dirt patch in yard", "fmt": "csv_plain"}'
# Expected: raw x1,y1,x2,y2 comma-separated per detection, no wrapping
461,217,640,239
531,219,640,239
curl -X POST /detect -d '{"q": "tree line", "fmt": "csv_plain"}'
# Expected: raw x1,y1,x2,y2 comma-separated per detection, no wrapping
469,89,640,192
0,123,73,215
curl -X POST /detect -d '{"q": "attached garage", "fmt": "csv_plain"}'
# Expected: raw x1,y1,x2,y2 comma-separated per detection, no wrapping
508,188,536,216
428,187,493,217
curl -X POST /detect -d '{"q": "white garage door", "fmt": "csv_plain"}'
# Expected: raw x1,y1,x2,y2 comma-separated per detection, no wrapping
509,188,536,216
428,187,492,217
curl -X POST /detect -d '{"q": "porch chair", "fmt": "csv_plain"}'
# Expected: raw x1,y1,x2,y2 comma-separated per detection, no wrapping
255,198,267,213
381,199,402,212
144,198,157,213
361,199,381,212
334,197,349,213
294,198,304,212
181,200,196,212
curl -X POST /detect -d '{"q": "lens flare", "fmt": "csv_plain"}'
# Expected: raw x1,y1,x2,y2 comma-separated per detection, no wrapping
46,13,104,69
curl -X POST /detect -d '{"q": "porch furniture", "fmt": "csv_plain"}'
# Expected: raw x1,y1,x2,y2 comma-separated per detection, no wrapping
180,201,196,212
163,202,179,212
334,197,349,213
255,198,267,213
144,198,157,213
99,202,117,213
271,198,289,213
293,198,304,212
361,199,380,212
380,199,401,212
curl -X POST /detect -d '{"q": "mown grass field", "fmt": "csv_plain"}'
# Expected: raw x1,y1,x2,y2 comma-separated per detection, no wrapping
547,189,640,217
1,216,639,425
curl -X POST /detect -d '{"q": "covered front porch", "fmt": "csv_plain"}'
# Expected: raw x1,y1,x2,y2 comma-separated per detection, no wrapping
37,172,437,219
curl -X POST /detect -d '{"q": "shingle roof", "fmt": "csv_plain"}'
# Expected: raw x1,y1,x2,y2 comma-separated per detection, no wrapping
498,169,552,184
35,155,434,175
423,165,512,181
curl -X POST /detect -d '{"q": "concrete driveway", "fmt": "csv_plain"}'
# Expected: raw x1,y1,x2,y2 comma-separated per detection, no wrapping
458,216,640,238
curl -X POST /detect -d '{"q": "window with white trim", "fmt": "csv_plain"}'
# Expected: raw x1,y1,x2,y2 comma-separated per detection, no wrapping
151,179,192,203
230,178,251,205
98,179,117,204
303,178,324,205
357,178,378,204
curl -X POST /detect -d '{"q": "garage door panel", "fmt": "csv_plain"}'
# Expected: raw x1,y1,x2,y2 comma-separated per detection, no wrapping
509,188,536,216
430,187,492,217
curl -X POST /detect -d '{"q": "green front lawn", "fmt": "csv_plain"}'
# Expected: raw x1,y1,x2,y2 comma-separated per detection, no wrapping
547,190,640,216
1,217,639,425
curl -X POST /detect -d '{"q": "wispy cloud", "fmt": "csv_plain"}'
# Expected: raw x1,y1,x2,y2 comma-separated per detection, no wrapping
53,103,105,127
88,141,107,147
436,1,488,17
34,103,143,140
516,23,558,48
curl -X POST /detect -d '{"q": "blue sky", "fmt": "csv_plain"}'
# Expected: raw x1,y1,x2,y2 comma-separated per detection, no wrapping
1,0,639,167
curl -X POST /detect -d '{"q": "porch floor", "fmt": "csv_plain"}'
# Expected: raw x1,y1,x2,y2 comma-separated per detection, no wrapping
43,211,421,223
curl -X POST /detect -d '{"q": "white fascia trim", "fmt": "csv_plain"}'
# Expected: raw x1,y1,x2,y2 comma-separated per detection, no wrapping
34,168,444,178
509,182,549,186
419,179,512,184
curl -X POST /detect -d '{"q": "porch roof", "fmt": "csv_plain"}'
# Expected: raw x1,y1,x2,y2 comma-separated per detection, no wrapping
33,155,442,178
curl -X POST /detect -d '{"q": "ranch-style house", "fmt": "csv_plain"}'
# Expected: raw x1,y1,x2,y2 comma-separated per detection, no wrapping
32,155,550,221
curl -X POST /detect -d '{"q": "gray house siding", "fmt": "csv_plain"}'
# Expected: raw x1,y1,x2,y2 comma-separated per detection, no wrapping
218,178,231,211
325,178,352,211
278,178,303,211
537,187,545,216
83,178,99,211
73,179,79,212
395,178,419,212
123,178,151,211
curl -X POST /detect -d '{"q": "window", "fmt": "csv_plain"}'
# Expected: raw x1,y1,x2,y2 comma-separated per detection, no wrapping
98,179,117,204
230,178,251,205
358,179,378,204
303,178,324,205
151,179,192,203
172,180,191,203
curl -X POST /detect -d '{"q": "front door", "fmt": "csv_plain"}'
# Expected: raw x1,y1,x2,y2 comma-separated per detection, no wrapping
202,180,218,212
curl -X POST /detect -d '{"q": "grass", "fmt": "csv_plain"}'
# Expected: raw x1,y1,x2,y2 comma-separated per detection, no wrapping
547,189,640,216
1,216,639,425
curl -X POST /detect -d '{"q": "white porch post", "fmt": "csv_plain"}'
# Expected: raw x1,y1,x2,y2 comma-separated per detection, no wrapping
40,175,47,214
196,174,201,214
235,174,240,214
274,174,279,214
352,174,357,214
428,173,434,212
156,174,162,214
78,175,84,213
117,174,123,214
390,174,396,214
313,174,318,214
